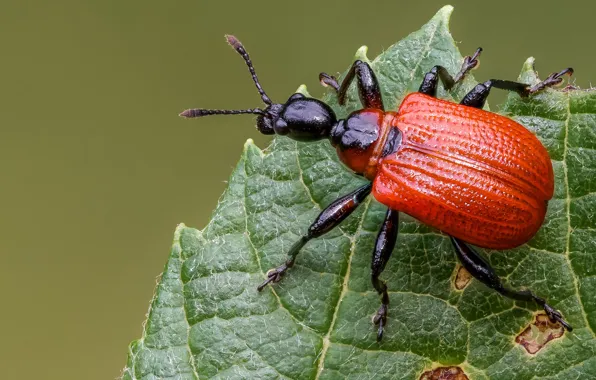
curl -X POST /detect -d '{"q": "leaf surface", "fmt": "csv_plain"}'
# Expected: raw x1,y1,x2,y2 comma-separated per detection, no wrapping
123,6,596,379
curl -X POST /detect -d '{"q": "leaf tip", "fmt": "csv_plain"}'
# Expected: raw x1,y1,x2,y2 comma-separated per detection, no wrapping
434,5,455,24
244,138,255,150
242,138,265,158
174,223,186,244
295,84,312,97
518,57,540,85
522,57,536,71
354,46,370,63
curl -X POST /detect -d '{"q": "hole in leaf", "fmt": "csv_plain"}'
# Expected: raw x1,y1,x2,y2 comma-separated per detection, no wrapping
454,265,472,290
515,313,565,354
419,366,469,380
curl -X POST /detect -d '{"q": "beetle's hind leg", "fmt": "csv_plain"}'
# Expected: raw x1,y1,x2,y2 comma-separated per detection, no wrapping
418,48,482,97
319,60,384,110
370,209,400,341
451,237,572,331
460,67,573,109
257,183,371,291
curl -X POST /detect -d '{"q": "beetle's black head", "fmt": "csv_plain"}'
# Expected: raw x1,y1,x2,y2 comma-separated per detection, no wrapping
255,93,337,141
180,35,337,142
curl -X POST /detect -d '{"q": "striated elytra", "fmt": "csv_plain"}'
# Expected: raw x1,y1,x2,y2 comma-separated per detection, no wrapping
180,35,573,341
371,92,554,250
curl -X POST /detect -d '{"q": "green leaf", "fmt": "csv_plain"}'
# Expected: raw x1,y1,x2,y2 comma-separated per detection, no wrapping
122,6,596,379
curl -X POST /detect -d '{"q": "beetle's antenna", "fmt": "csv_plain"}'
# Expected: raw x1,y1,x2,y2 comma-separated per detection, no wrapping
179,35,273,119
225,34,272,105
179,108,264,118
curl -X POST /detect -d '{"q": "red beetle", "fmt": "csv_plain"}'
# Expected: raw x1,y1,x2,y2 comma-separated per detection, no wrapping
181,35,573,341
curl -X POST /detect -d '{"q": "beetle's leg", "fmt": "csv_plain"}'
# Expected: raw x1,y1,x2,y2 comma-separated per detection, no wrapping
257,183,372,291
319,60,384,110
528,68,574,94
461,68,574,109
451,237,573,331
371,209,400,341
418,48,482,97
460,80,528,109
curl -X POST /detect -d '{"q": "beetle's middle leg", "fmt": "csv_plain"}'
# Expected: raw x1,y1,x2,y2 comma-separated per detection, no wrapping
319,60,385,110
371,208,400,341
257,183,371,291
460,67,573,109
450,236,573,331
418,48,482,97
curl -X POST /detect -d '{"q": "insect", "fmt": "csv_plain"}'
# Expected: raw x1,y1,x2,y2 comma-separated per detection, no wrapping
181,35,573,341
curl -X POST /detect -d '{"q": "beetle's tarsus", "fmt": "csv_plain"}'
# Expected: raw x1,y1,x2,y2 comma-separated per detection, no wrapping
319,72,340,92
529,293,573,332
528,67,574,94
452,237,573,334
454,47,482,83
257,184,372,292
544,304,573,332
257,262,291,291
373,304,388,342
322,60,385,109
370,209,399,343
419,47,481,96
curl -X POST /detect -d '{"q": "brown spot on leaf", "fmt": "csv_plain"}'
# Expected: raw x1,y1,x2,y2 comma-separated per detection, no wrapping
515,313,565,354
454,265,472,290
419,366,469,380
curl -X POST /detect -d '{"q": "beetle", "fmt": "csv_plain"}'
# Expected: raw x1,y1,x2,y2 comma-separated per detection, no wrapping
181,35,573,341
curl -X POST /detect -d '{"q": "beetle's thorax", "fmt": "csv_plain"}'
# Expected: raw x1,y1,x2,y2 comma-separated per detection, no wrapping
330,109,400,180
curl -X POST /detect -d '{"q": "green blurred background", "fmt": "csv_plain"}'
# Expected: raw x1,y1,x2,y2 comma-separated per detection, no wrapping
0,1,591,379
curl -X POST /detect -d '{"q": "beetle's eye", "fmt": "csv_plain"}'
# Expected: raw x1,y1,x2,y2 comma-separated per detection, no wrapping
256,115,275,135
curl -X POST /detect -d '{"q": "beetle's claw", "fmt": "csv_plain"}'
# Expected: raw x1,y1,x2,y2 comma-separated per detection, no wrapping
319,72,340,92
554,67,574,80
454,47,482,84
463,47,482,71
544,304,573,332
543,68,573,87
373,304,388,342
529,67,574,94
470,47,483,62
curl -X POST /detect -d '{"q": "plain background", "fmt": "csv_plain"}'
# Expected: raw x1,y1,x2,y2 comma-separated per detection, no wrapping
0,1,592,379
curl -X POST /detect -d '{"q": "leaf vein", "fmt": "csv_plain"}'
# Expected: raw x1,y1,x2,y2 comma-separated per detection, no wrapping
242,158,318,337
314,198,373,379
562,92,596,337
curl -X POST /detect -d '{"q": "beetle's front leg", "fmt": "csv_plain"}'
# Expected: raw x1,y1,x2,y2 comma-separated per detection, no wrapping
418,48,482,97
451,237,572,331
257,183,372,291
371,209,400,341
319,60,384,110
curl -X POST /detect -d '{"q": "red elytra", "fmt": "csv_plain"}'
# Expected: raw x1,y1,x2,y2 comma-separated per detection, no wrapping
336,92,554,250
